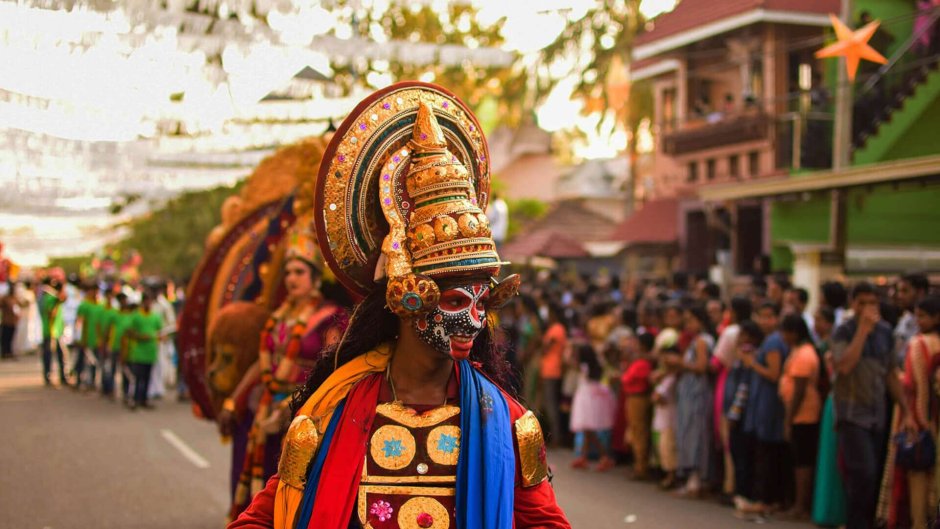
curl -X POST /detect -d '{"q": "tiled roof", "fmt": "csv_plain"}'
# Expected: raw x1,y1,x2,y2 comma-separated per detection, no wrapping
495,153,567,203
636,0,839,48
608,198,679,245
501,229,590,260
501,199,617,259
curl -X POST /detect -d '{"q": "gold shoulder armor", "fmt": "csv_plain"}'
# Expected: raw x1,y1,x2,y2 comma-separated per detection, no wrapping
514,410,548,487
278,415,320,489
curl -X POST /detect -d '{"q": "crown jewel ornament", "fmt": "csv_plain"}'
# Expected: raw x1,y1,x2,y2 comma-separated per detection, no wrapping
314,82,518,317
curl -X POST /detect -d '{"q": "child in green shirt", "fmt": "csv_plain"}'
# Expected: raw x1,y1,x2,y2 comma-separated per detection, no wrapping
99,291,127,397
126,292,163,410
39,279,66,386
74,285,103,390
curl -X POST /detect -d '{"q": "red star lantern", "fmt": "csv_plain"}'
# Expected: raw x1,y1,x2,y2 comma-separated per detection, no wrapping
815,13,888,81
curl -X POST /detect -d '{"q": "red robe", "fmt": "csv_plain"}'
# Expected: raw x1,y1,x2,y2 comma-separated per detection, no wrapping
230,392,571,529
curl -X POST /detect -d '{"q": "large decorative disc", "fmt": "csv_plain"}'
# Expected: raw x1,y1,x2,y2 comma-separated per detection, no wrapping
315,82,490,298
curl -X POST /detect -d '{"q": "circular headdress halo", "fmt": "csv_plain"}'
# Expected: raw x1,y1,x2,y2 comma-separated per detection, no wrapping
314,82,492,300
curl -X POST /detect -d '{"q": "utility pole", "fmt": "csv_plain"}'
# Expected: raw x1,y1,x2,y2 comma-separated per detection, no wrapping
825,0,853,273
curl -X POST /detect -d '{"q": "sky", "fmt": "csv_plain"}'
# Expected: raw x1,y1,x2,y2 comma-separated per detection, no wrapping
1,0,680,267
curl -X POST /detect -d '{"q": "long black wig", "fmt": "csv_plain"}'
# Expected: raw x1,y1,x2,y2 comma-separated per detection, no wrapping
290,280,515,414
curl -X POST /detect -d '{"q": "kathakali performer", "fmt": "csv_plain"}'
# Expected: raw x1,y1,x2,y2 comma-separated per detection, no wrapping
229,82,571,529
221,216,349,519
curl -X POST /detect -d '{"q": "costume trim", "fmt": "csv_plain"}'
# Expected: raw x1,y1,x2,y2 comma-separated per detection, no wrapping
375,402,460,428
515,411,549,487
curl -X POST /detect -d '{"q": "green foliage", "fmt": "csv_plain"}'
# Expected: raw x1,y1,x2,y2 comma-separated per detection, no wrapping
47,255,89,275
507,198,548,239
114,181,244,280
538,1,643,106
329,2,528,126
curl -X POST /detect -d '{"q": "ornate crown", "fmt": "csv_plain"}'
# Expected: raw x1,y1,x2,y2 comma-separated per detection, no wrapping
314,82,519,317
284,213,322,271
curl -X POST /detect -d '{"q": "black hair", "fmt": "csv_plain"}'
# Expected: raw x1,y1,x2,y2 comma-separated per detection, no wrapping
817,306,835,324
291,282,513,414
902,273,930,293
703,282,721,300
738,319,764,344
686,304,715,338
672,271,688,291
730,295,753,323
821,281,848,309
791,287,809,305
291,259,351,308
781,313,812,344
771,273,791,291
546,302,566,327
621,306,638,329
918,296,940,316
851,281,877,300
663,300,684,316
917,296,940,334
757,301,781,316
637,332,655,352
321,279,353,309
590,301,612,318
880,301,900,329
752,276,767,291
576,343,603,381
520,295,543,327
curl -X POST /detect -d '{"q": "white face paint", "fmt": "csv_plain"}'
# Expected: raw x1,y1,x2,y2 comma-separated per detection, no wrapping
413,282,490,360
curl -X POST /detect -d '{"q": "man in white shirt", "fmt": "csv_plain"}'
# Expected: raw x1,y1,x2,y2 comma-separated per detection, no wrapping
893,273,929,364
148,284,177,399
785,286,817,343
486,193,509,251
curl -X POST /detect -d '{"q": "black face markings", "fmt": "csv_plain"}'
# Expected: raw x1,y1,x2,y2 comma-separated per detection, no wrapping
412,282,489,357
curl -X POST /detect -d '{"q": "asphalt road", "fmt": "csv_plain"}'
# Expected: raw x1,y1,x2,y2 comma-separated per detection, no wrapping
0,356,811,529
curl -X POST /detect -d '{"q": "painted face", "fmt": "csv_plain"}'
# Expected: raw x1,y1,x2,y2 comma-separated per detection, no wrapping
413,282,490,360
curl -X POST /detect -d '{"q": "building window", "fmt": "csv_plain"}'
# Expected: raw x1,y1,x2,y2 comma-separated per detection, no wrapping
749,151,760,177
729,154,740,177
706,158,716,180
662,88,677,131
687,161,698,183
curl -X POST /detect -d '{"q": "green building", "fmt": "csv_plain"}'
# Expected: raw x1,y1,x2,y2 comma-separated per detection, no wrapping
697,0,940,283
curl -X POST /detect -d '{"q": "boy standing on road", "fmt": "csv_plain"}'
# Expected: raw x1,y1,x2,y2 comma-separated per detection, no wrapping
126,292,163,410
39,279,67,386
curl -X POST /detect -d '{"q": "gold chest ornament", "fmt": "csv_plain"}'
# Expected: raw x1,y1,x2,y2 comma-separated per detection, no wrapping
358,401,461,529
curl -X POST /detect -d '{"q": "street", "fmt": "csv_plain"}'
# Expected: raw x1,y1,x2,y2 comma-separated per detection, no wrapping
0,357,808,529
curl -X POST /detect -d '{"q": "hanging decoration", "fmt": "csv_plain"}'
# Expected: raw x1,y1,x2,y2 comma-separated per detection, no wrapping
815,13,888,82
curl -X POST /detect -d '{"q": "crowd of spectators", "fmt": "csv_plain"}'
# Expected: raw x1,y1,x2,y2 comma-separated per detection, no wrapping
0,275,182,410
497,269,939,529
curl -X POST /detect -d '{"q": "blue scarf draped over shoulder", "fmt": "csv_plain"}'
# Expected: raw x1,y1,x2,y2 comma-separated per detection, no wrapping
294,360,515,529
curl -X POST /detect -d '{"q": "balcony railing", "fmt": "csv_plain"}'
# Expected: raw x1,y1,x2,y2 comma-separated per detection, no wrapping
775,112,833,171
662,113,770,156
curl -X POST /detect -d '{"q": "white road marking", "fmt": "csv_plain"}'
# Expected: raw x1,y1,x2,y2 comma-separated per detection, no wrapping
160,428,211,469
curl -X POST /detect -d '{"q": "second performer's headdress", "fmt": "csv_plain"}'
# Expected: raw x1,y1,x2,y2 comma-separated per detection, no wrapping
315,82,519,317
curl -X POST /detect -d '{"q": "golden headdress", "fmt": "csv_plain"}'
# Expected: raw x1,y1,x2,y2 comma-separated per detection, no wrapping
315,82,519,316
284,214,322,270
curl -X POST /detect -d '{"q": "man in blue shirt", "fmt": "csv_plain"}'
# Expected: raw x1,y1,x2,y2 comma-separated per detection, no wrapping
831,282,915,529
